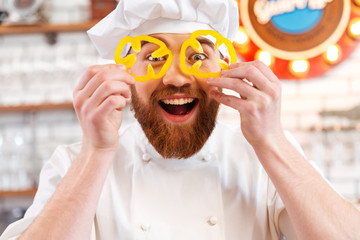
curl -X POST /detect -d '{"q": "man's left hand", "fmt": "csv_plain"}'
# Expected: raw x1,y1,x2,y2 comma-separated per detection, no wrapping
207,61,284,147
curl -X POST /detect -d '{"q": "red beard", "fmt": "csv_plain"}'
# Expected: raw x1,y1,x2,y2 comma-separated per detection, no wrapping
130,85,220,159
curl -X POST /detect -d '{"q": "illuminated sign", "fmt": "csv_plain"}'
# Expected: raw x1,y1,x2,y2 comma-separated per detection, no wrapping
234,0,360,79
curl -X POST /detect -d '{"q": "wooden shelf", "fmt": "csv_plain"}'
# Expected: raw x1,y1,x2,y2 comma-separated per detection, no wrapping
0,102,74,112
0,20,99,35
0,188,37,197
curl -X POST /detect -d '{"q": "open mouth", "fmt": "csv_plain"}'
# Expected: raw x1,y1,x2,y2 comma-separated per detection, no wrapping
159,98,199,116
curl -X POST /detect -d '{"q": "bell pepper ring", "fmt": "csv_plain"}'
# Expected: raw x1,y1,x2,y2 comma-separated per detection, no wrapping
180,30,237,78
114,35,173,82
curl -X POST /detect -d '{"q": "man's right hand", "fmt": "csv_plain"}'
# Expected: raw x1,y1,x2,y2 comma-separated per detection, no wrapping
73,64,135,153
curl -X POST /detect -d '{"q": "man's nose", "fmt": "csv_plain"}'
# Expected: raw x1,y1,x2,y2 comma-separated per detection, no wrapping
162,57,193,87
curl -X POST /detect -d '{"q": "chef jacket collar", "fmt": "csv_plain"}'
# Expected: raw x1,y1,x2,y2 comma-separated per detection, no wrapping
134,122,216,165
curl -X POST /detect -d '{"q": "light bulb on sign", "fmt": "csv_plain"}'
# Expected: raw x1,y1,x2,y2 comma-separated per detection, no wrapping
289,60,309,77
255,50,274,67
348,18,360,39
324,44,341,64
234,27,249,45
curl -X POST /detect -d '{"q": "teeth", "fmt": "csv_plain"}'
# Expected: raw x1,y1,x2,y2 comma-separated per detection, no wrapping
161,98,195,105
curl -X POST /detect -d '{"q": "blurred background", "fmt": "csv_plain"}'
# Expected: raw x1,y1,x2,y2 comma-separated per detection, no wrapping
0,0,360,234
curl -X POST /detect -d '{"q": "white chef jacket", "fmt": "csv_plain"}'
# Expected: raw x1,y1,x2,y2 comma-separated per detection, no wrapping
0,121,303,240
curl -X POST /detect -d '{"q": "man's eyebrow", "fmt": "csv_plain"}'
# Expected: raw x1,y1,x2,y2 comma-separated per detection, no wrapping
196,37,216,50
141,36,169,48
127,38,166,55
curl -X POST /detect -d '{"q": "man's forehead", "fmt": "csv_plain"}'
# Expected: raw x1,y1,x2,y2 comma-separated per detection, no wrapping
146,33,216,50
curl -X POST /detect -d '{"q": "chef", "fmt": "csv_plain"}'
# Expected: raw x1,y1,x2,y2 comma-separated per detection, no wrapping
1,0,360,239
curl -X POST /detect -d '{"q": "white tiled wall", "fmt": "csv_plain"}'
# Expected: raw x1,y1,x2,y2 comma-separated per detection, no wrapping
283,47,360,202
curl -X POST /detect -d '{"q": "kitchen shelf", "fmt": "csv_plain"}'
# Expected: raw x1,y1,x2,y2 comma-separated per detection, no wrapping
0,20,99,35
0,188,37,197
0,102,74,112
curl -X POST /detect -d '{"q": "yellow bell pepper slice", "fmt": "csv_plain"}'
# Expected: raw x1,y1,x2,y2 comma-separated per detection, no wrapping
114,35,173,82
180,30,237,78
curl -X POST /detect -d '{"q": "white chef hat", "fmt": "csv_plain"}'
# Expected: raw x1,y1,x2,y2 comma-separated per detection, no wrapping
87,0,239,60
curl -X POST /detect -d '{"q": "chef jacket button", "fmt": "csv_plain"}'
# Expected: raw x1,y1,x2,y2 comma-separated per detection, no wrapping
142,153,151,162
140,223,150,232
201,155,210,162
208,216,218,226
201,152,214,162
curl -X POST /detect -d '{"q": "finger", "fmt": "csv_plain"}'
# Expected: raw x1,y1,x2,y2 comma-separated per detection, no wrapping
229,61,278,83
74,64,130,92
78,66,135,100
74,65,101,92
207,76,259,100
221,63,272,92
97,95,127,117
88,80,131,108
209,89,246,112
